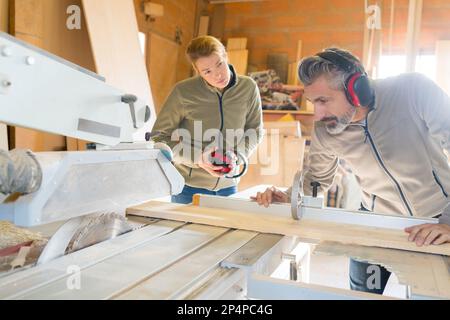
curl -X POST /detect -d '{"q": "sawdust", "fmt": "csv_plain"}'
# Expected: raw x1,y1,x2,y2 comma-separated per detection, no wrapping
0,221,46,250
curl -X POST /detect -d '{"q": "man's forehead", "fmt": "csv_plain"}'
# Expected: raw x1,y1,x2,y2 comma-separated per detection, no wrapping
304,76,337,98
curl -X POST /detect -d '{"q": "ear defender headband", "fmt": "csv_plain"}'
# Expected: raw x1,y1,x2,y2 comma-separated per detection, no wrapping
316,50,374,107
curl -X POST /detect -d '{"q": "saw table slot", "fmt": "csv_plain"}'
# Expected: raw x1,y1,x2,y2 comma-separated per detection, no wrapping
14,224,230,300
0,220,184,299
115,229,257,300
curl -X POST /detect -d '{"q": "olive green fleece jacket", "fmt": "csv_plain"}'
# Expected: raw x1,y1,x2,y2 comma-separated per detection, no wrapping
151,66,263,191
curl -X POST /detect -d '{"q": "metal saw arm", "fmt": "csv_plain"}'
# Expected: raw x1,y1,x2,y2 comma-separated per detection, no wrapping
0,32,151,146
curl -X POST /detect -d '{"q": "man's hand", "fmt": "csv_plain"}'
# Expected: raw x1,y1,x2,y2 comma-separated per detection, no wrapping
198,147,226,178
405,223,450,246
251,186,289,208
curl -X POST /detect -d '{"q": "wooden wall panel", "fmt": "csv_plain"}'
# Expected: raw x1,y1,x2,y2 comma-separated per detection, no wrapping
147,33,178,115
82,0,155,140
0,0,8,32
8,0,96,151
134,0,202,114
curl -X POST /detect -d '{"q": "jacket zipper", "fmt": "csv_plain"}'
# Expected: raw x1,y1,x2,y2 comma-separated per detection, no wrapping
217,93,225,131
189,168,193,177
371,195,377,211
212,93,226,190
362,120,414,216
432,170,448,198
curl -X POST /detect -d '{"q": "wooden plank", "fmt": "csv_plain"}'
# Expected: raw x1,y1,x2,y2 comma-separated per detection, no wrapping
227,37,247,51
147,32,178,115
314,241,450,299
127,201,450,256
15,224,230,300
82,0,156,136
115,229,257,300
287,62,298,85
227,49,248,75
295,40,303,62
197,15,209,36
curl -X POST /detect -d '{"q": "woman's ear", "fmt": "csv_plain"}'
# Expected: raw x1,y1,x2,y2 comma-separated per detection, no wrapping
223,52,229,64
192,63,199,75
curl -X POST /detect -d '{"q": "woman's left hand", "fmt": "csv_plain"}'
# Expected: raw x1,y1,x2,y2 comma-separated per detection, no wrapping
405,223,450,246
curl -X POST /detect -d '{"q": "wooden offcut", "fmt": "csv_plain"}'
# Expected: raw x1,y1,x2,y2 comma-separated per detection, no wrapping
227,50,248,75
127,201,450,256
144,2,164,18
227,37,247,51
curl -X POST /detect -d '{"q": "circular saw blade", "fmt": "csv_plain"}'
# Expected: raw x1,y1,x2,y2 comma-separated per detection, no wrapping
66,212,132,254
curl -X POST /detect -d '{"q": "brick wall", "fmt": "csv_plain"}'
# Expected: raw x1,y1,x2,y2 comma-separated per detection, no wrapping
215,0,450,71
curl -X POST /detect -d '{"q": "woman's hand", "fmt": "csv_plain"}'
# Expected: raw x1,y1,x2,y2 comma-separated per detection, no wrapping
198,147,226,178
405,223,450,246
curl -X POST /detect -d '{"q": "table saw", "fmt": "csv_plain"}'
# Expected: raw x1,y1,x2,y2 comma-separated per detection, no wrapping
0,31,449,300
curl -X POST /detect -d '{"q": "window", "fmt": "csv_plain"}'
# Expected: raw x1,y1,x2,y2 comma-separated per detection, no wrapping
138,32,146,56
378,55,436,81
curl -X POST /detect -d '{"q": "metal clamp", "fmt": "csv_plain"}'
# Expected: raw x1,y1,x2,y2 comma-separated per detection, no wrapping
290,170,306,220
121,94,138,129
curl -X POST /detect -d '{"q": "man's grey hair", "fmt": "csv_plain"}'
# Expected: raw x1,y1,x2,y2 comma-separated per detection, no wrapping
298,48,365,90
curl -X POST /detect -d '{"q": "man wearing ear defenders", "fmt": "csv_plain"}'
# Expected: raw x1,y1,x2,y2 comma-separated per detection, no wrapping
253,47,450,295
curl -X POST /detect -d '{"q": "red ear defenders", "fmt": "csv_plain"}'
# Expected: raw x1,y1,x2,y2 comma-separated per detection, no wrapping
315,50,374,107
210,150,248,179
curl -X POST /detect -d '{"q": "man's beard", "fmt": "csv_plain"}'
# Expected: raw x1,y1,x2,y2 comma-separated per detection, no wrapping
321,106,356,135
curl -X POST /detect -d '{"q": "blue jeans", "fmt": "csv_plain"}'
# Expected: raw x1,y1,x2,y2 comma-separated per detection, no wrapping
349,205,392,294
171,185,237,204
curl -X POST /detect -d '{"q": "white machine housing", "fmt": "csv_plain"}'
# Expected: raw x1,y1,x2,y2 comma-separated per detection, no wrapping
0,31,184,227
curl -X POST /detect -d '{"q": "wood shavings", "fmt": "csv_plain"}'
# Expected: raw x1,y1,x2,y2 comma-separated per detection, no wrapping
0,221,46,250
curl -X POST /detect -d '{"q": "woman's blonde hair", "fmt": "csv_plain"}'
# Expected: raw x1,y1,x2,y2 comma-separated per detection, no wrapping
186,36,227,65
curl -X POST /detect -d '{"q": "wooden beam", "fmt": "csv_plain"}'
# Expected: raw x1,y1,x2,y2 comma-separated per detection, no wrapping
405,0,423,72
197,15,209,36
127,201,450,256
435,41,450,96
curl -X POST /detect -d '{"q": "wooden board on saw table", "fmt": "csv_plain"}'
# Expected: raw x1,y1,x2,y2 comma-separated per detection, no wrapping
127,201,450,256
